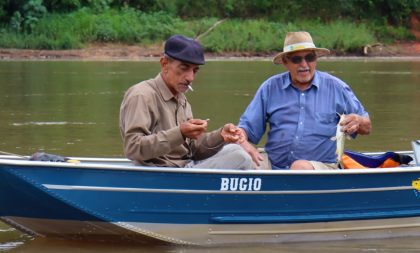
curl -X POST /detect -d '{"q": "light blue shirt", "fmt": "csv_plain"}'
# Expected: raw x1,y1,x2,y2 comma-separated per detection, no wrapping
238,71,369,169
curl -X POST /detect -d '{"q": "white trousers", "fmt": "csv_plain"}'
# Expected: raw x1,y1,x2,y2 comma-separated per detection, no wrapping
187,144,253,170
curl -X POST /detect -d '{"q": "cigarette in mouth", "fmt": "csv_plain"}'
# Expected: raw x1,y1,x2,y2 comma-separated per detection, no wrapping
188,85,194,91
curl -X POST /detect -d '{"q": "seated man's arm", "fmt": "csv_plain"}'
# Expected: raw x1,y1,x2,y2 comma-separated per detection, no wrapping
123,126,185,162
238,128,264,167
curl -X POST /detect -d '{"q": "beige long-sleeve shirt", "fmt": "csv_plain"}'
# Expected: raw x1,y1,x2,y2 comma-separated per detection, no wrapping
119,74,224,167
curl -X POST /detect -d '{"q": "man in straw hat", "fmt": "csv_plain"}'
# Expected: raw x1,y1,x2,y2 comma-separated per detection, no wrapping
238,31,372,170
120,35,254,169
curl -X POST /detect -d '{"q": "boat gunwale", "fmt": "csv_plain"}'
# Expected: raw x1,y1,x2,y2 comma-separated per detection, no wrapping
0,151,417,176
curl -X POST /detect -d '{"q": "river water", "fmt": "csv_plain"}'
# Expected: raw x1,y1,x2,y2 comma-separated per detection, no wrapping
0,59,419,252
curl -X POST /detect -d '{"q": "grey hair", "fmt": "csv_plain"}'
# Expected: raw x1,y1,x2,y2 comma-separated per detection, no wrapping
163,53,175,62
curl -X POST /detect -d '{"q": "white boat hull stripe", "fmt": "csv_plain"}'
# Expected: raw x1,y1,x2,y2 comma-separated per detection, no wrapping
42,184,414,194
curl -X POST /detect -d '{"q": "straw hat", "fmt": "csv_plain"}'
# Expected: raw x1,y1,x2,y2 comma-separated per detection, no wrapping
273,31,330,65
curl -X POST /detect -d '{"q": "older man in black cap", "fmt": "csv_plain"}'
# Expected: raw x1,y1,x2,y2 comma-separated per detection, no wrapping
119,35,254,169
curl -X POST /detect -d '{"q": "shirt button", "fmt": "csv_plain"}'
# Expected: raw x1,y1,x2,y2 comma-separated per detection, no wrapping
291,151,294,154
301,106,304,109
295,136,299,139
301,93,305,96
300,122,303,125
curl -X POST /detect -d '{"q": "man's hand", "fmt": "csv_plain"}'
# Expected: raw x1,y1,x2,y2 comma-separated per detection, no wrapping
220,123,244,143
180,119,208,139
239,140,264,168
222,126,264,167
341,114,371,135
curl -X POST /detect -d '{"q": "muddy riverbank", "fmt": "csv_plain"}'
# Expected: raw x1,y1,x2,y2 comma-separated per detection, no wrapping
0,41,419,61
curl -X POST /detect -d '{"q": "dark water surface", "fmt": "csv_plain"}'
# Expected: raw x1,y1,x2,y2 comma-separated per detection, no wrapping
0,59,419,252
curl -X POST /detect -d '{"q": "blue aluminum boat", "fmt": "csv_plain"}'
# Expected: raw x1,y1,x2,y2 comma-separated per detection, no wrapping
0,151,419,245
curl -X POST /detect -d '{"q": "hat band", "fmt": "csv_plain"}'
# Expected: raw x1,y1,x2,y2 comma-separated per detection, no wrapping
283,42,316,53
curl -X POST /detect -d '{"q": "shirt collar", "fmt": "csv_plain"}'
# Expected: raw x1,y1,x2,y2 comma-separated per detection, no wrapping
155,74,187,106
282,71,320,90
312,71,320,88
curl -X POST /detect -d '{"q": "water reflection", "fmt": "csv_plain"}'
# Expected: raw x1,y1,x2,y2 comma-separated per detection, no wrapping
0,223,29,252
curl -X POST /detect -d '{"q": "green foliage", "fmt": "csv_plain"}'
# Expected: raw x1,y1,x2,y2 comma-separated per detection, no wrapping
95,14,116,42
185,18,218,37
88,9,190,43
1,0,419,24
200,20,291,52
106,0,419,27
0,1,416,51
9,11,23,32
22,0,47,31
84,0,111,12
370,24,415,42
351,0,420,26
5,0,47,32
43,0,81,13
0,29,81,49
200,19,376,54
0,8,216,49
0,0,7,21
304,21,376,54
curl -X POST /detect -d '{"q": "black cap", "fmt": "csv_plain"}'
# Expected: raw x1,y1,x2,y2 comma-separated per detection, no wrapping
164,35,205,65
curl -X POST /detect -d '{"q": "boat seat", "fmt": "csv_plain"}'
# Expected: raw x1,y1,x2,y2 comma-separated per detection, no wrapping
412,140,420,165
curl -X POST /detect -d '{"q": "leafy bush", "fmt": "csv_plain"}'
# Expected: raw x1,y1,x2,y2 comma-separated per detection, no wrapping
95,15,116,42
302,20,376,54
0,5,412,52
370,24,415,42
7,0,46,32
0,8,217,49
201,20,289,52
199,19,375,54
23,0,46,30
44,0,81,13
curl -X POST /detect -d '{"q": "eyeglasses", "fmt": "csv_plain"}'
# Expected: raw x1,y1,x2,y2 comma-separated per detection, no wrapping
287,53,317,64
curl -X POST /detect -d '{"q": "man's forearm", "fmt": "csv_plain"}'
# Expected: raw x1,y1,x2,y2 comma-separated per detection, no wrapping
124,127,184,161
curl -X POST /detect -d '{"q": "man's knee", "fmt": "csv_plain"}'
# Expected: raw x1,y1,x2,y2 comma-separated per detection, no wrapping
290,160,314,170
224,145,253,170
195,144,253,170
220,144,242,153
